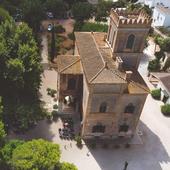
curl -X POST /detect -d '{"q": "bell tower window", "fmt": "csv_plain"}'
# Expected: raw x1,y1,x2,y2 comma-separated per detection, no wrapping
126,34,135,49
99,102,107,113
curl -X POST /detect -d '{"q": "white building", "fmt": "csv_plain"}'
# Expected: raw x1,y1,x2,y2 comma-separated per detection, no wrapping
138,0,170,8
149,73,170,104
153,4,170,27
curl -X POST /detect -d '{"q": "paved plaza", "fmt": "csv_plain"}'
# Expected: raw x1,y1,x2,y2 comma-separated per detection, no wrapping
8,29,170,170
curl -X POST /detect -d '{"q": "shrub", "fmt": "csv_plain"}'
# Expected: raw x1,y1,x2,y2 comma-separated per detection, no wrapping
59,162,78,170
54,25,65,33
148,59,161,72
46,112,53,121
68,32,75,41
46,88,57,97
75,136,82,148
53,104,58,110
161,104,170,116
151,89,161,100
81,22,108,32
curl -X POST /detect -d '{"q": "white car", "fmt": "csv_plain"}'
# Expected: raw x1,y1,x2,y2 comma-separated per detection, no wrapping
47,24,53,31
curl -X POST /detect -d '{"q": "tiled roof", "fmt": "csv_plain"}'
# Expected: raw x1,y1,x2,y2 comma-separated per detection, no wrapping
75,32,149,93
75,32,105,82
55,55,82,74
151,72,170,92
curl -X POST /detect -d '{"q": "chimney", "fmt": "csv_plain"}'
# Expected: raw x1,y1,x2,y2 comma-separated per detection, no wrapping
116,56,123,71
125,71,133,81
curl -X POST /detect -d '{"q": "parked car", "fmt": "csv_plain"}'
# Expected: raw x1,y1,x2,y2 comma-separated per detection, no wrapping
47,24,53,31
46,12,53,19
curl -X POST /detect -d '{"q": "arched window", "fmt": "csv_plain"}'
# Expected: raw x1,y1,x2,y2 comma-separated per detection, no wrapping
68,78,76,90
92,124,105,133
126,34,135,49
119,124,129,132
124,103,135,114
99,102,107,113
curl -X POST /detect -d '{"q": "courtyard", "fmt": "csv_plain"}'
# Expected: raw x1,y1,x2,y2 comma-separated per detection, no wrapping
8,94,170,170
7,20,170,170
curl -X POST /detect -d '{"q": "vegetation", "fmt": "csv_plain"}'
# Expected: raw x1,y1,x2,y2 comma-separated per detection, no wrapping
75,135,82,148
0,7,11,23
47,88,57,97
81,22,108,32
46,0,68,18
0,139,78,170
74,22,108,32
161,104,170,116
151,89,161,100
95,0,114,22
60,162,78,170
11,139,60,170
71,2,94,22
55,25,66,34
154,35,170,52
127,4,152,16
158,27,170,37
21,0,46,32
148,59,161,72
0,13,45,131
1,140,24,168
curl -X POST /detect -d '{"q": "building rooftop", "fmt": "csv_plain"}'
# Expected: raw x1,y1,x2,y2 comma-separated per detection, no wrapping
75,32,149,94
156,4,170,15
110,9,152,28
55,55,82,74
150,72,170,92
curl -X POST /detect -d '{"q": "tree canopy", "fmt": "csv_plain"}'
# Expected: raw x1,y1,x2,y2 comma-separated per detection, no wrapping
0,16,44,131
71,2,94,21
60,162,78,170
11,139,60,170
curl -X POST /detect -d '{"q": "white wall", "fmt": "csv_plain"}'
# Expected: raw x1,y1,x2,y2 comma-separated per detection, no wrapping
163,14,170,27
142,0,170,8
152,7,166,26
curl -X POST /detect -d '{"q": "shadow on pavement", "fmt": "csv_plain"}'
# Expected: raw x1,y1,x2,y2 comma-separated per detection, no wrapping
84,120,170,170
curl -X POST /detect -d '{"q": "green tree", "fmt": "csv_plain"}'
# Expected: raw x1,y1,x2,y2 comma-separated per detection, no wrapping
0,121,6,145
1,140,24,167
60,162,78,170
155,50,165,61
148,59,161,72
160,38,170,52
0,97,6,146
46,0,68,18
0,7,11,23
0,18,43,131
11,139,60,170
95,0,114,22
71,2,94,21
21,0,45,32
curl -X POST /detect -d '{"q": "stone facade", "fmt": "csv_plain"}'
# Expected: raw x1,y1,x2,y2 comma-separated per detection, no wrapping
56,9,151,139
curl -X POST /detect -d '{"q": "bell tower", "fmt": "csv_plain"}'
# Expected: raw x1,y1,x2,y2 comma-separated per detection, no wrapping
107,9,152,69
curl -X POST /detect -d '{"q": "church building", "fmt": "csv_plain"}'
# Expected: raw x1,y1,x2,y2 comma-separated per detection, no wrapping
55,9,152,139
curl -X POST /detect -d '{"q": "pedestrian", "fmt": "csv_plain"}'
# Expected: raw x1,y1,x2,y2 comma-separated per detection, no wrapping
70,143,72,148
123,161,128,170
86,151,90,156
64,145,67,150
